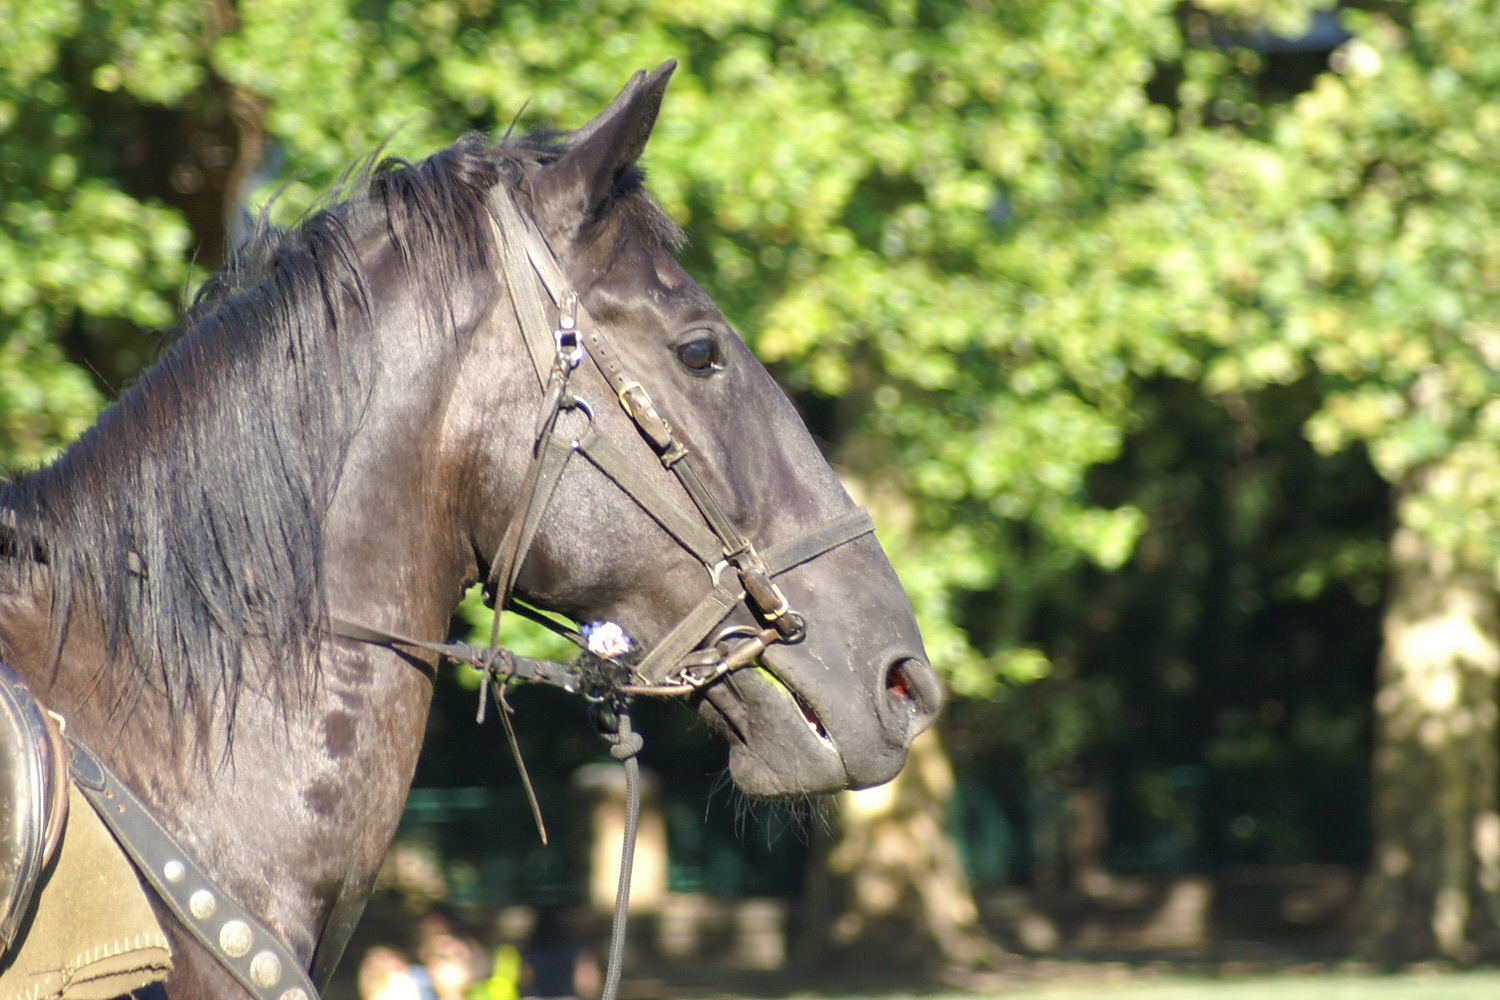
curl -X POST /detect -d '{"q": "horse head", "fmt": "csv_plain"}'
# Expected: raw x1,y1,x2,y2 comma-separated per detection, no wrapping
461,62,942,796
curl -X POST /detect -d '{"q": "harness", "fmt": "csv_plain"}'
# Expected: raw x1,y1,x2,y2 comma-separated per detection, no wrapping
2,187,876,1000
329,187,878,1000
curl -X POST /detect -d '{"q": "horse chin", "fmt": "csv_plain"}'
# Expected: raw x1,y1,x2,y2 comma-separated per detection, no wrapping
693,661,909,798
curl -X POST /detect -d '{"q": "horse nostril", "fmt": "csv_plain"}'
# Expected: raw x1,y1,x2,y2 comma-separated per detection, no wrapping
880,656,942,741
887,660,913,700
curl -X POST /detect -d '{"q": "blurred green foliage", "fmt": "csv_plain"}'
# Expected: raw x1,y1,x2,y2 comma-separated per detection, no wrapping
5,0,1500,869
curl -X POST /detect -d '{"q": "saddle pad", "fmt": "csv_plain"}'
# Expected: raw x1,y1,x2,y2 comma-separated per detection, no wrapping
0,784,172,1000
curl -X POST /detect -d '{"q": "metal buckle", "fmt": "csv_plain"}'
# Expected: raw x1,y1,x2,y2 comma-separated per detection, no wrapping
560,396,594,448
740,564,790,620
667,626,767,689
617,379,647,414
672,659,728,689
554,292,582,368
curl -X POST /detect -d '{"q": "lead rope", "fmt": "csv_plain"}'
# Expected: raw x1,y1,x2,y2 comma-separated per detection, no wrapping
593,705,643,1000
476,633,643,1000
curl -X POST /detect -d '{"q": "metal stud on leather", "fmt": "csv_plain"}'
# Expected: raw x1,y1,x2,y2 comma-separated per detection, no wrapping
67,737,320,1000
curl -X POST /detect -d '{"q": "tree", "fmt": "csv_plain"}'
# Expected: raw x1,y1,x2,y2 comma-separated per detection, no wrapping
1364,474,1500,962
3,0,1182,973
767,0,1500,963
1126,2,1500,961
11,0,1500,971
798,730,1003,978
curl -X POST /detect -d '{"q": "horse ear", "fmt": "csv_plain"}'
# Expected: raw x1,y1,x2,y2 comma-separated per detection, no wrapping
527,60,676,243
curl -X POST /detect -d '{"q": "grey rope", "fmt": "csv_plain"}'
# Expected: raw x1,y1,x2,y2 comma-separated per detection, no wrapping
595,706,644,1000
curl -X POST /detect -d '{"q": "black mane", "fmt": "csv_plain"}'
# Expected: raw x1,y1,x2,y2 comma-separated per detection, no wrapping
0,134,513,722
1,126,683,726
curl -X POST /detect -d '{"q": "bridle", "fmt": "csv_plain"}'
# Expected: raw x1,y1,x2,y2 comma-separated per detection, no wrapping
335,182,876,694
325,185,880,1000
480,185,876,690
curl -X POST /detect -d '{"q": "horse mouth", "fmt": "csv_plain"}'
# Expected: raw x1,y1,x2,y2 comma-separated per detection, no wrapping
692,663,846,797
790,684,833,745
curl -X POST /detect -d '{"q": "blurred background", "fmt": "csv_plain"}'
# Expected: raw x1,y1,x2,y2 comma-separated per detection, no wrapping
6,0,1500,995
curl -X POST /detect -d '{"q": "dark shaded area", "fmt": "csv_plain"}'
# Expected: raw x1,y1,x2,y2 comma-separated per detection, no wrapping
409,671,815,906
945,376,1389,891
30,21,263,396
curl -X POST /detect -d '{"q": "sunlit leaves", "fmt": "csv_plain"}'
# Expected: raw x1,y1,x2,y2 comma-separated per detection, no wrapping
0,316,102,467
0,182,189,465
0,0,1221,694
11,0,1500,702
1193,4,1500,581
0,0,80,88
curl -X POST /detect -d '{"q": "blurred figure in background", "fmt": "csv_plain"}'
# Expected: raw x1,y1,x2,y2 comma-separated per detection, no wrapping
358,945,424,1000
416,906,487,1000
468,941,522,1000
521,907,597,1000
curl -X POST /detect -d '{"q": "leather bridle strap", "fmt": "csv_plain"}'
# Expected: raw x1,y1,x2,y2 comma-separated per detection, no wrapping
628,506,875,687
67,737,318,1000
484,427,575,646
574,427,720,566
764,505,876,576
326,616,584,692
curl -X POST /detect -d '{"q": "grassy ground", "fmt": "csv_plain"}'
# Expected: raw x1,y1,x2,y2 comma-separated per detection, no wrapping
865,970,1500,1000
622,959,1500,1000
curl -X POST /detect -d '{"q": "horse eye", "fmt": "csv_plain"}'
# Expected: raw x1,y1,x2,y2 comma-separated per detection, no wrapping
676,337,722,373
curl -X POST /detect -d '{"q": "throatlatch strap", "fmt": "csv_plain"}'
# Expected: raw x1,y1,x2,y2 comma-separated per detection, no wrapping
67,737,319,1000
487,432,574,609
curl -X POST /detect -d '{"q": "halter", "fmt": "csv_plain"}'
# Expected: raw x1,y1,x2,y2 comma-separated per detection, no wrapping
327,187,879,1000
332,185,875,692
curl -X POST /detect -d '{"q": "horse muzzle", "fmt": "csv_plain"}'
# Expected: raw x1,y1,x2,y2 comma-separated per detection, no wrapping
692,585,942,798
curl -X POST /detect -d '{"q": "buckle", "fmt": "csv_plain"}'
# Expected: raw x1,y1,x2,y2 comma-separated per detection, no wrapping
665,626,771,689
554,292,582,368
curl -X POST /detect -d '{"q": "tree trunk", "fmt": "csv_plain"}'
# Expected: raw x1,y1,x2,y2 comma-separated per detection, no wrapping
797,728,1006,979
1359,471,1500,964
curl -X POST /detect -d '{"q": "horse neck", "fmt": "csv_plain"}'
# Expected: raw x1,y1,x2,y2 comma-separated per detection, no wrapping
0,238,494,963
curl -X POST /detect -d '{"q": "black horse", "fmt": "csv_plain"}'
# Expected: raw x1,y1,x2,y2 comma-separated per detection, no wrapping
0,63,940,997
